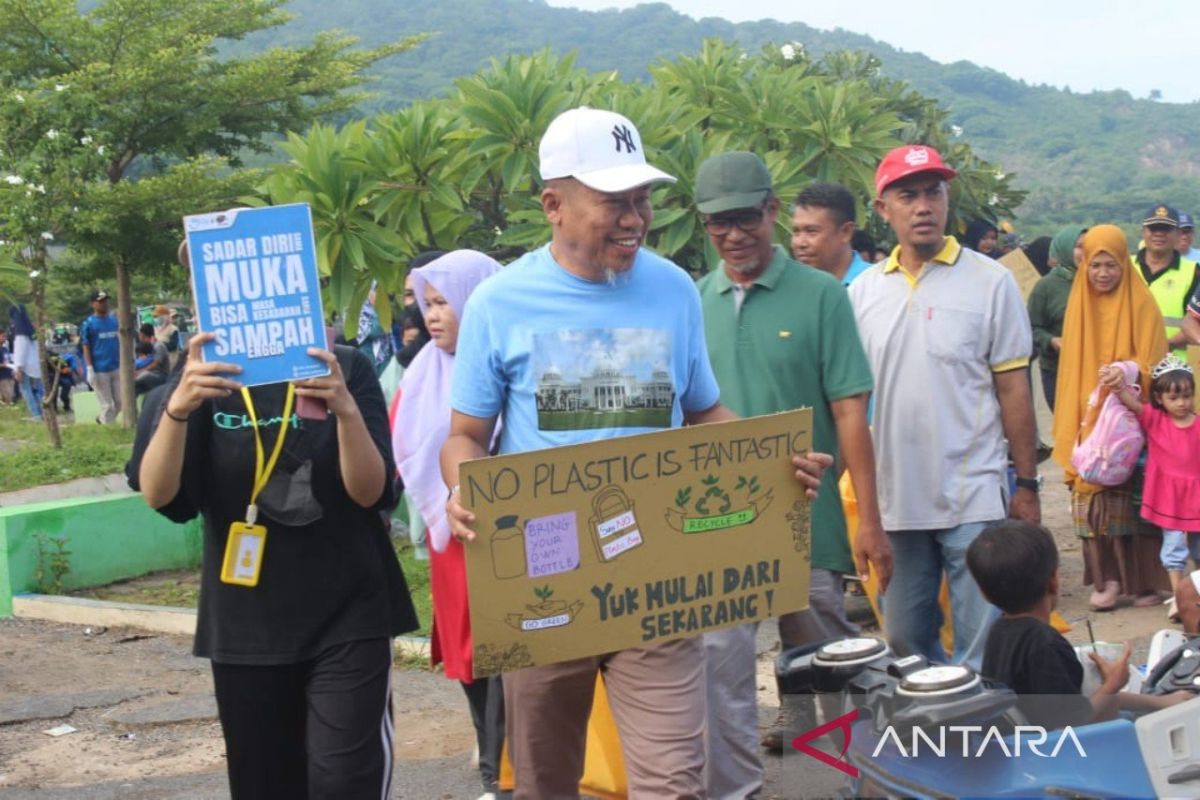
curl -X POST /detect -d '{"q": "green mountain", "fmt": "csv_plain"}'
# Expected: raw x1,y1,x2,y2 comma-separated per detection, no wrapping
251,0,1200,232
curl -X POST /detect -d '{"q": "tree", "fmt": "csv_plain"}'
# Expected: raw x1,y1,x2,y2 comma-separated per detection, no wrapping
267,41,1021,279
0,0,423,428
0,79,108,441
252,122,412,337
453,49,601,256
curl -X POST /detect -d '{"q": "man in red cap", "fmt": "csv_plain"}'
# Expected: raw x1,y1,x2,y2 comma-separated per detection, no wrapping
848,145,1040,669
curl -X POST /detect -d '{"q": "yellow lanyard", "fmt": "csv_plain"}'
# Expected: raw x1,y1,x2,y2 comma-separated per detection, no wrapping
239,383,295,525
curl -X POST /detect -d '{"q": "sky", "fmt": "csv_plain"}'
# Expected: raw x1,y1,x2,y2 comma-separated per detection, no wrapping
549,0,1200,104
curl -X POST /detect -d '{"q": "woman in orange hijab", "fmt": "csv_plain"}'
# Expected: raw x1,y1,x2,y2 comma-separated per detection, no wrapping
1052,224,1169,611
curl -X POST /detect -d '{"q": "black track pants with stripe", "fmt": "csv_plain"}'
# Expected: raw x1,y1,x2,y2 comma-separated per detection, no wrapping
211,638,394,800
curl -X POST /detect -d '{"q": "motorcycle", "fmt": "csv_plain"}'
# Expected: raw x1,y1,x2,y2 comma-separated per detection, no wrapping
774,631,1200,798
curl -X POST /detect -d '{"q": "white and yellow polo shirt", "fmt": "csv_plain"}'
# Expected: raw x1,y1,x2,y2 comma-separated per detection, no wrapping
848,237,1032,531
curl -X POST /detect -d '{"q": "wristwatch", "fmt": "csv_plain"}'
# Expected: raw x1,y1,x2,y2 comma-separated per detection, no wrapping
1014,475,1042,493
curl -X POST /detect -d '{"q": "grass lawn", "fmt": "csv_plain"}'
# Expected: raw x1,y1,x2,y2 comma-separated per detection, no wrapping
76,568,201,608
0,403,135,491
537,407,670,431
67,537,435,639
394,538,433,637
7,394,436,649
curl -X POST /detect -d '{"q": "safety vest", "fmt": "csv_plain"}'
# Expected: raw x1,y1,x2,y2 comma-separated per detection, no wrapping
1138,254,1197,357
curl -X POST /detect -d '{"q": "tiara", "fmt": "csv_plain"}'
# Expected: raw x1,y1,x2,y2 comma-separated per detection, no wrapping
1151,354,1193,380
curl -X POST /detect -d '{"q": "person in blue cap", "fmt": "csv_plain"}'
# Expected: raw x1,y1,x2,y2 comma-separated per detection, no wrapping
1175,212,1200,346
81,289,121,423
1180,212,1200,262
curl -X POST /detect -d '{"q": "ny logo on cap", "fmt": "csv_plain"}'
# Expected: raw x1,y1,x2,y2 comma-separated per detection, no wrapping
612,124,637,154
904,147,930,167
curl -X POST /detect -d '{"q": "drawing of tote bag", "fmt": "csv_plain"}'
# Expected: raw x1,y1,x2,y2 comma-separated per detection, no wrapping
588,486,643,562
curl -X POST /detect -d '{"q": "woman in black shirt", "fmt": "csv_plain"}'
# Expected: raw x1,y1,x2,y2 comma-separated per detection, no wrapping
130,331,417,799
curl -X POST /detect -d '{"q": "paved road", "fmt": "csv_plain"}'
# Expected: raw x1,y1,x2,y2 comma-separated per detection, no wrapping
0,616,834,799
0,762,487,800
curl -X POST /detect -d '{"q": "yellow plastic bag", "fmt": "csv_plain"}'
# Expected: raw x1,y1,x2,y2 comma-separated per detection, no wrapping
499,673,627,798
579,675,627,799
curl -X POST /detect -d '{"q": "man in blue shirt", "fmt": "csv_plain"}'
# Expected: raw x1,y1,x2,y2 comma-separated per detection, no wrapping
791,182,874,285
80,288,121,423
440,107,830,797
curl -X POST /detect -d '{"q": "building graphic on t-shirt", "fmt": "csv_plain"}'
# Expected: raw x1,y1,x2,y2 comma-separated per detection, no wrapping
533,328,675,431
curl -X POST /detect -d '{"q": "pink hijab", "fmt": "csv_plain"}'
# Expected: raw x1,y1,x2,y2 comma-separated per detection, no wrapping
392,250,501,552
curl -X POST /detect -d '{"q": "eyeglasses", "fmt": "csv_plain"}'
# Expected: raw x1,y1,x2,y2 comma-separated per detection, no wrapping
702,203,768,235
1145,224,1175,234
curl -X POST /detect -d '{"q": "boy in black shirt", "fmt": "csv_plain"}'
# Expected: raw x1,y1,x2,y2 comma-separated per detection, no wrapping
968,521,1189,727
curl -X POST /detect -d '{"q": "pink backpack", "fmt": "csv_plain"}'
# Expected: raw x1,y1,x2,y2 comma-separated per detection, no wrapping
1070,360,1144,486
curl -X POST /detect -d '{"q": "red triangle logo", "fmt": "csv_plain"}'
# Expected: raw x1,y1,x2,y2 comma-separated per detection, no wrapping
790,708,860,778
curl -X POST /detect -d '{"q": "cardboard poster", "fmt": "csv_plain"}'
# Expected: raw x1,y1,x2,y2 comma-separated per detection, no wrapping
998,247,1042,301
461,409,813,677
183,204,329,387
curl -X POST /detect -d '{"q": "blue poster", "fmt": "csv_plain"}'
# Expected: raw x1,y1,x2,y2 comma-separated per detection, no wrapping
184,204,329,387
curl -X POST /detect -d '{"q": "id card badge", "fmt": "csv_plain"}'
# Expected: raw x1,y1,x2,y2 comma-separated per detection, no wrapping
221,521,267,587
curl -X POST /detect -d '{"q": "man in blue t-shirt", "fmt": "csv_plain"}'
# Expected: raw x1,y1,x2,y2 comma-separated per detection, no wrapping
791,181,875,286
441,107,830,797
80,289,121,423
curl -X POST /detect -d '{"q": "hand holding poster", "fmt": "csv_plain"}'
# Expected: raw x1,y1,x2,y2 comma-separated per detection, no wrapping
184,204,329,387
462,409,813,677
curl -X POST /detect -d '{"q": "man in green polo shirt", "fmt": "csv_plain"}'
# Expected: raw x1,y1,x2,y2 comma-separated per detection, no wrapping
693,151,893,798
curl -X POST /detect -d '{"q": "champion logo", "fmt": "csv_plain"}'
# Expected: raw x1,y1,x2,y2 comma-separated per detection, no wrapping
903,147,930,167
612,124,637,154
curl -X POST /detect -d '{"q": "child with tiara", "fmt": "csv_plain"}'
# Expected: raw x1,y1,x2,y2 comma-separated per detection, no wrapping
1102,353,1200,619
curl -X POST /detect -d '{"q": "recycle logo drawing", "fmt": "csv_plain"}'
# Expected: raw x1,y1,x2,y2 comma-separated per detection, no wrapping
664,473,774,534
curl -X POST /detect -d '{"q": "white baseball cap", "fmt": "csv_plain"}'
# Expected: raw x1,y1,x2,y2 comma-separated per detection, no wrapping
538,107,676,193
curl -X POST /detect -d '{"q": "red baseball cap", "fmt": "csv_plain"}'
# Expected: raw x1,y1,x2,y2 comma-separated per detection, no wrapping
874,145,957,196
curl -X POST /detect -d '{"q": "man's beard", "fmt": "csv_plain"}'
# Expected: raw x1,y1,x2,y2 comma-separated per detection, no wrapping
603,267,633,287
727,261,760,276
911,241,943,261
